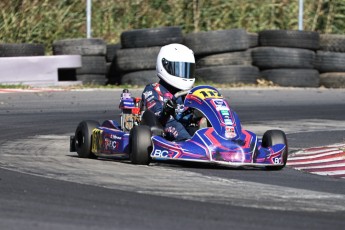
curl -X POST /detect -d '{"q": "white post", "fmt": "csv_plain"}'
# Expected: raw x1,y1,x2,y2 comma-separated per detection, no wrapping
298,0,304,30
86,0,92,38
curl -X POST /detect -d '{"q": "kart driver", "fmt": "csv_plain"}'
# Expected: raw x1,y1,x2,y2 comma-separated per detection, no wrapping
141,43,196,141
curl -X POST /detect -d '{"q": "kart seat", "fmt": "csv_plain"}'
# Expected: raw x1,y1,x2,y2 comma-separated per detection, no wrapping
140,110,164,136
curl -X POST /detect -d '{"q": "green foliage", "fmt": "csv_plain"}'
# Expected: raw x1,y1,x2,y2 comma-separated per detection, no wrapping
1,0,344,54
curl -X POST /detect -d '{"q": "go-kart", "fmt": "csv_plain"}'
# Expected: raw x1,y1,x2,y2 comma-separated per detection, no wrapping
70,85,288,170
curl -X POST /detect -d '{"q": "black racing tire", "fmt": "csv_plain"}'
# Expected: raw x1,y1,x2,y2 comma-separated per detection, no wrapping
106,43,121,62
252,47,315,69
121,26,183,48
195,65,259,84
259,30,320,50
116,47,160,72
75,120,100,159
76,56,106,75
77,74,106,85
319,34,345,52
0,43,45,57
121,70,158,86
315,51,345,73
261,69,320,87
130,125,152,165
196,50,252,68
184,29,249,56
320,73,345,88
261,130,288,170
52,38,106,56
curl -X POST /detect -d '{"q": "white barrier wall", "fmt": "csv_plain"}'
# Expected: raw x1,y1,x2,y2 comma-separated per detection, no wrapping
0,55,81,86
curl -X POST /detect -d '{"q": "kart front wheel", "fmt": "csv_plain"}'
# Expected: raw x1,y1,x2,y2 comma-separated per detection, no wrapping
261,130,288,170
75,120,100,159
130,125,152,165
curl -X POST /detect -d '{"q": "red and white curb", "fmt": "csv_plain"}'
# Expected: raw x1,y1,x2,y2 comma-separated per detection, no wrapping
287,143,345,179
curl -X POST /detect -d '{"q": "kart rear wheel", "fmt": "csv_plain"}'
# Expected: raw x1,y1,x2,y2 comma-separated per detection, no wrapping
75,120,100,159
262,130,288,170
130,125,152,165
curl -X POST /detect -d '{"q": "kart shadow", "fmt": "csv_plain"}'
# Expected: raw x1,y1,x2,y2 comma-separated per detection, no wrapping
152,160,264,171
67,155,264,170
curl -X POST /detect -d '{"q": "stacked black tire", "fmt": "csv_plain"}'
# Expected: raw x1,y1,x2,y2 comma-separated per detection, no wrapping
53,38,107,85
252,30,320,87
107,27,184,86
105,43,121,84
0,43,45,57
185,29,259,84
316,34,345,88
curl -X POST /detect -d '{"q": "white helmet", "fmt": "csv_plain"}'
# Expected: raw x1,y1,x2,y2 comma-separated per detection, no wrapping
156,44,195,90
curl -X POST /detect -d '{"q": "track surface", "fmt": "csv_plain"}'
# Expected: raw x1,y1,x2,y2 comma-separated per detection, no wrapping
0,88,344,229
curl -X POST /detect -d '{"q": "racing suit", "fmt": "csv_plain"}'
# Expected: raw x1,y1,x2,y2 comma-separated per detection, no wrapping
141,81,192,141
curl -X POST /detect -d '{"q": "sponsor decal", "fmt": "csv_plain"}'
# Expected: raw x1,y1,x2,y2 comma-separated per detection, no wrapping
225,126,237,139
105,138,118,151
224,118,233,125
146,95,154,101
143,90,153,99
123,101,134,106
213,99,229,111
165,126,178,138
110,134,122,140
152,149,169,158
272,156,282,164
220,110,230,116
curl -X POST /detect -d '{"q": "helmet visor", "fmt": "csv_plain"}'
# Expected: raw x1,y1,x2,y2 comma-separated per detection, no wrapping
162,58,195,79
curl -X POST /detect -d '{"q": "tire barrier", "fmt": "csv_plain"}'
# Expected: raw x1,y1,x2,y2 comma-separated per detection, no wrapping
261,69,320,87
315,51,345,73
105,43,121,84
255,30,320,87
316,34,345,88
258,30,320,50
115,46,160,72
252,47,315,69
121,70,159,86
1,28,345,88
121,26,183,49
248,32,259,48
52,38,106,56
52,38,107,85
196,65,259,84
184,29,249,56
197,50,252,68
0,43,45,57
185,29,256,85
320,73,345,88
111,26,184,86
319,34,345,52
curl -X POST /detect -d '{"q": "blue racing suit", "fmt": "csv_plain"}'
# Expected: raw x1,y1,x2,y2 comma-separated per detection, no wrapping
142,82,192,141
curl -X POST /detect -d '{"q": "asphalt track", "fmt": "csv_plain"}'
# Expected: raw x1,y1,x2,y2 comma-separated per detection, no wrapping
0,88,344,230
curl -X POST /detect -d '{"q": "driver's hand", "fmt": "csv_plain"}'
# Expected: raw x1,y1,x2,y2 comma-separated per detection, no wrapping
163,99,176,117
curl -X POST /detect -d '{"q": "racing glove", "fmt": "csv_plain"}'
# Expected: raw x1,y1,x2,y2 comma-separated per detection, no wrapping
162,99,176,117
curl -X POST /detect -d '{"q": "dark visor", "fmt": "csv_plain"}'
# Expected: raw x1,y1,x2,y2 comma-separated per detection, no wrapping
162,58,195,79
